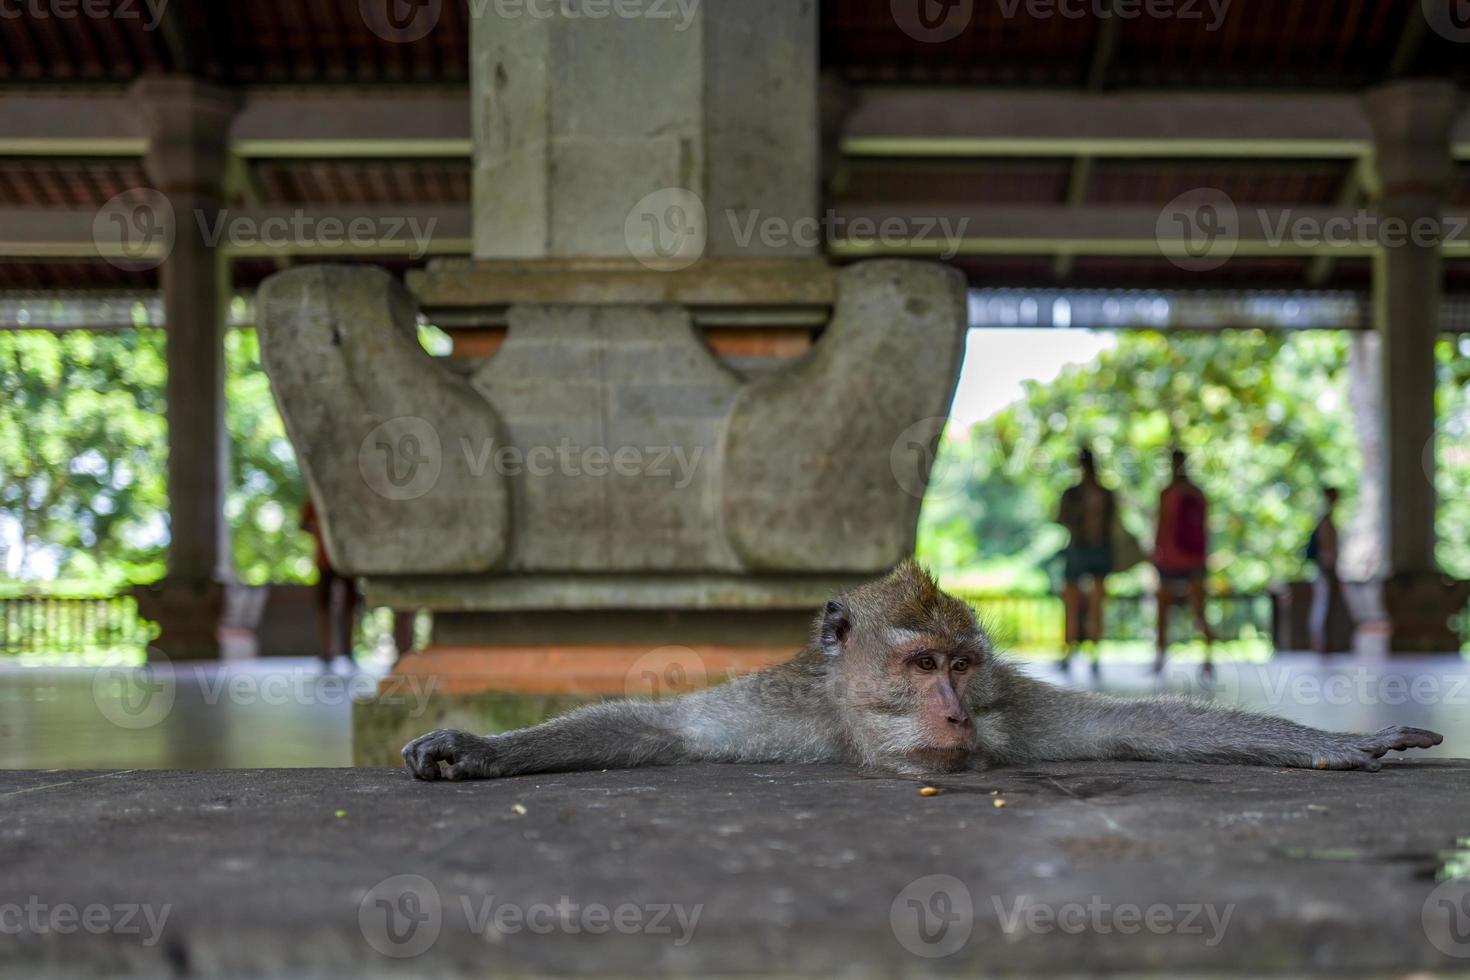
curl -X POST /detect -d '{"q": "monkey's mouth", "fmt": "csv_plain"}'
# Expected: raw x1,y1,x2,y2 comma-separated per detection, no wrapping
909,746,972,772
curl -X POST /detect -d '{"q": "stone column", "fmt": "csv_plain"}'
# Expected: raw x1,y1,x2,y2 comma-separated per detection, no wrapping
472,0,817,261
1361,80,1469,652
129,77,255,660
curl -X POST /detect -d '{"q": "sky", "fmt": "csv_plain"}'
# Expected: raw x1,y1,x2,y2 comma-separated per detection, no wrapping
949,328,1118,425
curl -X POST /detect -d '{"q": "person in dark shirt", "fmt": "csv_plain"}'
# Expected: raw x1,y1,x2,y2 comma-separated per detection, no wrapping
1057,448,1116,673
1307,486,1348,655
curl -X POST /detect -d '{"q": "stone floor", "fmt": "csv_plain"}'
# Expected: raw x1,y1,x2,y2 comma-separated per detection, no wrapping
3,653,1469,769
2,762,1468,977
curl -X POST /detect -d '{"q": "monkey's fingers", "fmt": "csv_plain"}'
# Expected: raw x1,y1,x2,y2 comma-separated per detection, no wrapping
403,729,499,781
1363,726,1443,758
402,729,464,780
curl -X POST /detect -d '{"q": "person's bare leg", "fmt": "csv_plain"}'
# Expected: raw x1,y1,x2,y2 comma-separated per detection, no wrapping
1188,577,1214,677
1154,587,1170,674
1087,575,1106,675
1062,579,1083,669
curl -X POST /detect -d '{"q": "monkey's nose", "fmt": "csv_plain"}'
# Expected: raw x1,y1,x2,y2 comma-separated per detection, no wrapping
947,714,971,727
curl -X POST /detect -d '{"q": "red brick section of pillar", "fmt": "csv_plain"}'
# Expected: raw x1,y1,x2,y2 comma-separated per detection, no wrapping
1361,80,1470,654
128,76,259,661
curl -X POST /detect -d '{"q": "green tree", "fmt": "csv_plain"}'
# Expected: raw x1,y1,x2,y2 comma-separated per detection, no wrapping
0,327,314,591
920,330,1365,593
0,328,169,591
226,329,314,586
1438,335,1470,579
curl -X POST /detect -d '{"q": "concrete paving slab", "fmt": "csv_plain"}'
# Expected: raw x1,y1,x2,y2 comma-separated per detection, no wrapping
2,762,1469,977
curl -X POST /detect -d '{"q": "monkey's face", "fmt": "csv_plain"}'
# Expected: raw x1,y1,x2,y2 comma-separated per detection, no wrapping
821,560,989,772
882,634,979,756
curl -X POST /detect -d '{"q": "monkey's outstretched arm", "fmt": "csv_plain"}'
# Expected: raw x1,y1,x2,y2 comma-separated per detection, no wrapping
402,699,695,780
402,671,848,780
986,672,1442,771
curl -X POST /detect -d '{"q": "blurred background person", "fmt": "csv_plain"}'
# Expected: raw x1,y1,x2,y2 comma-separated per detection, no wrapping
1307,486,1352,654
1057,448,1116,674
1153,450,1214,678
301,495,357,668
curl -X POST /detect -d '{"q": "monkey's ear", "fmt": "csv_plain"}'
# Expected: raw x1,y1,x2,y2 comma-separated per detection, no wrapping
820,598,851,655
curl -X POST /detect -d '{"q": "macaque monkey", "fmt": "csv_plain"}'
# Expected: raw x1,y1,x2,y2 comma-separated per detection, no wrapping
402,562,1441,781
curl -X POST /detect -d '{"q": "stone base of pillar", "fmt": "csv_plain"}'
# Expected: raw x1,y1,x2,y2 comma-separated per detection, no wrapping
131,579,267,661
1345,574,1468,655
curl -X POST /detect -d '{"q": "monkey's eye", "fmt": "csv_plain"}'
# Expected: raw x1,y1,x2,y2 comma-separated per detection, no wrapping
915,655,938,672
952,659,970,673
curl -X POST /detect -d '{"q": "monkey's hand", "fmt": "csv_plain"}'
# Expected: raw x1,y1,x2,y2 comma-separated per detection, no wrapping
402,729,499,781
1310,726,1443,771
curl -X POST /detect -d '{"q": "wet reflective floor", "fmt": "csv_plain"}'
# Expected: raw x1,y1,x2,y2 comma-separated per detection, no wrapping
1,653,1467,769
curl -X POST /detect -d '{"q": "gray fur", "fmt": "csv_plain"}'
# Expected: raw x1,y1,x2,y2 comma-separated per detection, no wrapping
402,570,1442,781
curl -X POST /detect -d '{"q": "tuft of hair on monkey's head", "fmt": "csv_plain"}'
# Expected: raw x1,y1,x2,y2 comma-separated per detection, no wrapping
875,559,979,637
817,559,982,658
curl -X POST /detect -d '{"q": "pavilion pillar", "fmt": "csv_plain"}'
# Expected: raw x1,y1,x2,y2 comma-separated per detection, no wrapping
472,0,817,262
1361,80,1469,653
129,77,256,660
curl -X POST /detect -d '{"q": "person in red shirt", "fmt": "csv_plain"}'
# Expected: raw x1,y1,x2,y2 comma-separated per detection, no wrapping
1153,450,1214,677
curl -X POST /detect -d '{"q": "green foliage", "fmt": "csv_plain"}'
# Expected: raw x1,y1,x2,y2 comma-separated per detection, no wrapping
225,330,315,586
0,329,169,590
920,330,1368,593
0,328,313,591
1438,335,1470,579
